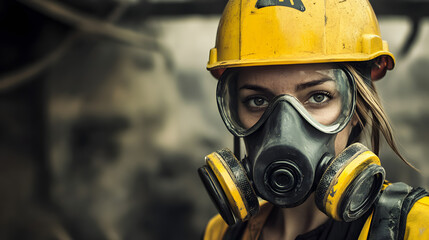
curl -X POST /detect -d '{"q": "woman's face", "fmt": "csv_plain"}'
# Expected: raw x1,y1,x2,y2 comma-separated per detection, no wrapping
236,64,355,155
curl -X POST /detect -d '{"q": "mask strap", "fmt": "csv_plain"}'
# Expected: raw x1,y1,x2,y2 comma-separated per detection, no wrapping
347,124,363,146
234,136,241,160
347,110,368,146
350,62,372,87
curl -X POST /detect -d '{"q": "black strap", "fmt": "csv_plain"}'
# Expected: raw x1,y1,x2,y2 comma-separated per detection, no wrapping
398,187,429,239
367,182,429,240
222,221,248,240
368,182,412,240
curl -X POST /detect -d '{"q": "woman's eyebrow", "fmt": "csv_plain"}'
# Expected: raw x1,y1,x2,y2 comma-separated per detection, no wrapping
295,78,334,91
239,84,272,93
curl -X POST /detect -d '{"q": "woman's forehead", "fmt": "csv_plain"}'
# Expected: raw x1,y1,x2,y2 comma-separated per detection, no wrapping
237,64,336,87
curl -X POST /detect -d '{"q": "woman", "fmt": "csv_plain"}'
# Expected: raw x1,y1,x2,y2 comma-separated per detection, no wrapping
197,0,429,239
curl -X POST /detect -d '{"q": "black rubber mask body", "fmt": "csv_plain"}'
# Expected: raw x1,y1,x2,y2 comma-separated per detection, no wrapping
244,100,336,207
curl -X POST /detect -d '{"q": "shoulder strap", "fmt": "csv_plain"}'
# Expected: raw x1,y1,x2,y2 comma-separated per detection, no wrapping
367,182,429,240
398,187,429,239
367,182,412,240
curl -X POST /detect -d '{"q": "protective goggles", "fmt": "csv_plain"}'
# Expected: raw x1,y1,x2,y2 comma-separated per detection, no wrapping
216,65,356,137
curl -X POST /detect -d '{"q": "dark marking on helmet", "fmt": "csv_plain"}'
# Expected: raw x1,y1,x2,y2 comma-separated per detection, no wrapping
255,0,305,11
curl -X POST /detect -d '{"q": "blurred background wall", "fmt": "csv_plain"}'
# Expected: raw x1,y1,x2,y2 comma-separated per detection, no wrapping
0,0,428,239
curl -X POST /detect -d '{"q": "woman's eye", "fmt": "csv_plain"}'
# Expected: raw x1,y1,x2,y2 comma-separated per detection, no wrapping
308,92,332,104
246,96,269,108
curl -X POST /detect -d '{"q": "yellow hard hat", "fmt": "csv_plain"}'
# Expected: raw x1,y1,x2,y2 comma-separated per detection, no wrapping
207,0,395,79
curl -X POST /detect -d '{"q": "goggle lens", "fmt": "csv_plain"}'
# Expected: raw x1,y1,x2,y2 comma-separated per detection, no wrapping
217,65,356,136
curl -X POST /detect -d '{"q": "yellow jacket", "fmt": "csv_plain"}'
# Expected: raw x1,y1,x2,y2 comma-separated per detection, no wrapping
203,183,429,240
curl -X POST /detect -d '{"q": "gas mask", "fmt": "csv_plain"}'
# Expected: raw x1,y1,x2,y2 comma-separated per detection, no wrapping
198,65,385,225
